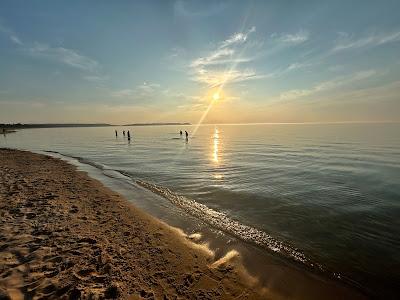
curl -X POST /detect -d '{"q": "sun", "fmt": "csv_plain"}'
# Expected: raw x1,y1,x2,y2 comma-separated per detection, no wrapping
213,92,220,101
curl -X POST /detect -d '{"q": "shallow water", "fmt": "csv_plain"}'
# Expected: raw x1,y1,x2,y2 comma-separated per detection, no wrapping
2,123,399,298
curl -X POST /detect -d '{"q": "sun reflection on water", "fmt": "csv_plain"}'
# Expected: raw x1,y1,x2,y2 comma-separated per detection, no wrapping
211,127,224,180
213,174,223,179
213,127,219,163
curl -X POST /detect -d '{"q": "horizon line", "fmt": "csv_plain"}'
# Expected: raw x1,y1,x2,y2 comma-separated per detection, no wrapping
2,121,399,126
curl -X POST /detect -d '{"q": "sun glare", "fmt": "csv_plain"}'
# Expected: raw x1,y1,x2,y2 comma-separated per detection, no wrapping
213,93,220,101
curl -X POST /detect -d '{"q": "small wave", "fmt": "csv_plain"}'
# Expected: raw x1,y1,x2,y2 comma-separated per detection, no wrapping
135,179,326,273
44,150,108,171
78,158,108,170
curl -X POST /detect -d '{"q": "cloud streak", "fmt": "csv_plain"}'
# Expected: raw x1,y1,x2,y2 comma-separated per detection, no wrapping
190,27,262,87
28,43,99,72
194,69,265,87
190,48,235,68
220,26,256,48
275,29,309,44
1,24,104,82
111,82,161,98
280,70,378,100
189,27,313,88
0,24,23,45
332,30,400,52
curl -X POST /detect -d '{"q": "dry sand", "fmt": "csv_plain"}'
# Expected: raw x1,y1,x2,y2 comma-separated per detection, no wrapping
0,149,264,299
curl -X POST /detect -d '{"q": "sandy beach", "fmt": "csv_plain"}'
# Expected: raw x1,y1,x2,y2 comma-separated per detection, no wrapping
0,148,371,300
0,149,264,299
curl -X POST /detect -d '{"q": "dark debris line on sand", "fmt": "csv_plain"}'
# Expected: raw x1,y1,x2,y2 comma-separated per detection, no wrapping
0,149,261,299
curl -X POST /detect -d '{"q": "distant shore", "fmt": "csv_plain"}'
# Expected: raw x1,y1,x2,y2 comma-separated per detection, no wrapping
0,122,191,130
123,122,191,126
0,149,262,299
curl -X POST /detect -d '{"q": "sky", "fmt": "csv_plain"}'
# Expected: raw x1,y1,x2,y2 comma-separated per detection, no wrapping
0,0,400,124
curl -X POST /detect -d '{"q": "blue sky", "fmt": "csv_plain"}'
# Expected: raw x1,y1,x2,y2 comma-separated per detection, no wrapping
0,0,399,123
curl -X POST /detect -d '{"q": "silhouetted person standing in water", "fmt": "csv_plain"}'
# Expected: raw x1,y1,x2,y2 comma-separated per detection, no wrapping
123,130,126,137
185,130,188,141
115,130,118,137
180,130,182,136
127,130,131,141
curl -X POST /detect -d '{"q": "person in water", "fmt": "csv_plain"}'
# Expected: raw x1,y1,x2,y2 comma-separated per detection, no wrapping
185,131,188,140
127,130,131,141
180,130,182,136
115,130,118,137
123,130,126,137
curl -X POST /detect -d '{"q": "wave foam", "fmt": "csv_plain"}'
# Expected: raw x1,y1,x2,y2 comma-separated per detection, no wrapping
136,179,323,271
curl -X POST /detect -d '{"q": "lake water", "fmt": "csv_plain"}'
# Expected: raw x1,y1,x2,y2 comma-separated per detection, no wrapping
2,123,399,298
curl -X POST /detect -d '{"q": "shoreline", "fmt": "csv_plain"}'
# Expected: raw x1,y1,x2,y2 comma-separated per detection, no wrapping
0,148,367,299
0,149,263,299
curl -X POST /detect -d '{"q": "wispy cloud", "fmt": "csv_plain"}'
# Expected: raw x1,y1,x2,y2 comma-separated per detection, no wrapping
1,24,105,82
192,27,257,68
280,69,378,100
264,61,313,79
136,82,161,95
190,48,235,68
111,89,134,98
332,30,400,52
273,29,309,44
28,43,99,72
189,27,312,88
190,27,263,87
10,35,22,45
168,47,186,59
220,26,256,48
0,24,23,45
327,80,400,104
286,62,310,71
194,69,266,87
111,82,161,98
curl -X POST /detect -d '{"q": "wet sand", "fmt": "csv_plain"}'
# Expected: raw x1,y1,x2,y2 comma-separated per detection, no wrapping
0,148,367,299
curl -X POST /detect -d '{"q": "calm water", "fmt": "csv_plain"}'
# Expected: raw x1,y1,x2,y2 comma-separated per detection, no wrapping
2,123,400,297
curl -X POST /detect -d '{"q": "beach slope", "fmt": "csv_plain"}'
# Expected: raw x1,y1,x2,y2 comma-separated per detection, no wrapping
0,149,262,299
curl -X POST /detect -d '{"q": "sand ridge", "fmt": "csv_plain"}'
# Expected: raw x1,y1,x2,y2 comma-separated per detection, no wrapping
0,149,264,299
